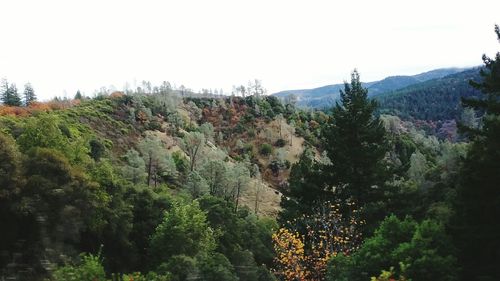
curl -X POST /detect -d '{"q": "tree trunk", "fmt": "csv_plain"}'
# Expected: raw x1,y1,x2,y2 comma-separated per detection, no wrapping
235,183,241,212
254,180,261,216
147,155,152,186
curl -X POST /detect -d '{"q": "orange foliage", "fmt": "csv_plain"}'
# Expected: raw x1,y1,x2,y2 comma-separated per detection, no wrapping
110,91,125,99
46,99,79,110
309,120,319,130
272,228,310,280
0,100,81,116
0,106,30,116
136,110,148,124
273,201,364,281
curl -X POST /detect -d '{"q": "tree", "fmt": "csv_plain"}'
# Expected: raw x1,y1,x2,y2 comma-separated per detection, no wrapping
198,122,215,143
0,133,24,271
52,253,106,281
327,216,457,281
149,200,216,267
227,162,250,211
324,70,388,224
234,85,247,97
198,253,238,281
186,171,209,198
247,79,266,98
180,132,205,172
23,83,36,106
17,114,69,154
89,139,105,161
125,187,173,271
288,120,296,146
274,201,364,281
122,149,147,184
276,114,285,138
138,134,176,187
452,25,500,281
0,78,8,104
0,132,22,195
186,101,202,127
199,159,227,197
74,90,83,100
1,79,22,106
22,148,108,266
252,164,263,214
279,147,330,224
272,228,308,280
406,150,428,186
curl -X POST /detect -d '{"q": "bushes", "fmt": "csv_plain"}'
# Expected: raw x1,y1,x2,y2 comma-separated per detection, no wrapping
326,215,458,281
89,139,106,161
52,253,106,281
149,200,216,267
260,143,272,156
275,138,286,147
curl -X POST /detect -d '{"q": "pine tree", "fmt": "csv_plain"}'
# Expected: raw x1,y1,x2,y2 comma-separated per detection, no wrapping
1,79,22,106
324,70,388,209
23,82,36,106
0,78,9,105
279,147,329,224
74,90,83,100
453,25,500,281
3,82,22,106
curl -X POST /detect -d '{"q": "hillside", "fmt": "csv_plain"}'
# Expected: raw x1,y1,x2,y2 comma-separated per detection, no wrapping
0,67,497,280
273,67,468,107
0,90,316,279
376,68,482,121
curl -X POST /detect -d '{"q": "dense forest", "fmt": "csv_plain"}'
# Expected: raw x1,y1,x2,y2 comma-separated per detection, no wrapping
273,67,468,108
376,68,482,121
0,27,499,281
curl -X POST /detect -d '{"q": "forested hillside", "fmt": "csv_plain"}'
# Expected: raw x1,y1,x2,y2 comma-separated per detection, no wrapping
376,68,482,121
0,26,499,281
273,67,467,107
0,80,328,280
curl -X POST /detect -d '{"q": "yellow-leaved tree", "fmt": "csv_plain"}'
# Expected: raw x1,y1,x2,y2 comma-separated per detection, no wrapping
272,201,364,281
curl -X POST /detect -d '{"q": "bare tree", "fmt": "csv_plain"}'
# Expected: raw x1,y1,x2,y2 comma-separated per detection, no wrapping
252,164,263,215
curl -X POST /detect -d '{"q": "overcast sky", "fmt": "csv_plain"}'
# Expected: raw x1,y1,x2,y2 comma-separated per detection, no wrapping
1,0,499,100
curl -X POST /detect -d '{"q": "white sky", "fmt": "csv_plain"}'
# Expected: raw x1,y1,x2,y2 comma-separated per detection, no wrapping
0,0,499,100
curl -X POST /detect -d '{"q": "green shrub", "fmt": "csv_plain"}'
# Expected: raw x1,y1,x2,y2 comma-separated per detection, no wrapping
52,253,106,281
260,143,272,156
326,216,457,281
275,138,286,147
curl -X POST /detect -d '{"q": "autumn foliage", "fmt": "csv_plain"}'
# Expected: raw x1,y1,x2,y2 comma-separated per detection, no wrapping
272,201,364,281
0,100,80,116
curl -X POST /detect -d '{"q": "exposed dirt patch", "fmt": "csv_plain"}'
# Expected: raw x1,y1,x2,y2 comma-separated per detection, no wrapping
239,178,282,218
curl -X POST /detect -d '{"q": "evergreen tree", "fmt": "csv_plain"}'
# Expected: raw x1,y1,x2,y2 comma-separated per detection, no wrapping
9,84,21,106
23,82,36,106
324,70,388,204
279,147,329,224
74,90,83,100
453,25,500,281
1,79,22,106
0,78,8,104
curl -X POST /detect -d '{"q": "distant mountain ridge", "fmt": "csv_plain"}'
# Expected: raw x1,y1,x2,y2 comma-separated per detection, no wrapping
375,67,482,121
273,67,470,108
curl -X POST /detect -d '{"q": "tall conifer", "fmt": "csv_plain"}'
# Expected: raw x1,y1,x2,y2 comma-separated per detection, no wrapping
324,70,388,205
453,25,500,281
23,83,36,106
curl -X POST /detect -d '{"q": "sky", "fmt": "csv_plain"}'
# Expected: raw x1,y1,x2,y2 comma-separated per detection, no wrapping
0,0,499,100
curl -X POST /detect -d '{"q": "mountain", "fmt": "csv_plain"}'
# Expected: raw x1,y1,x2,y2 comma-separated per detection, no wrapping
273,67,469,108
376,67,482,121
